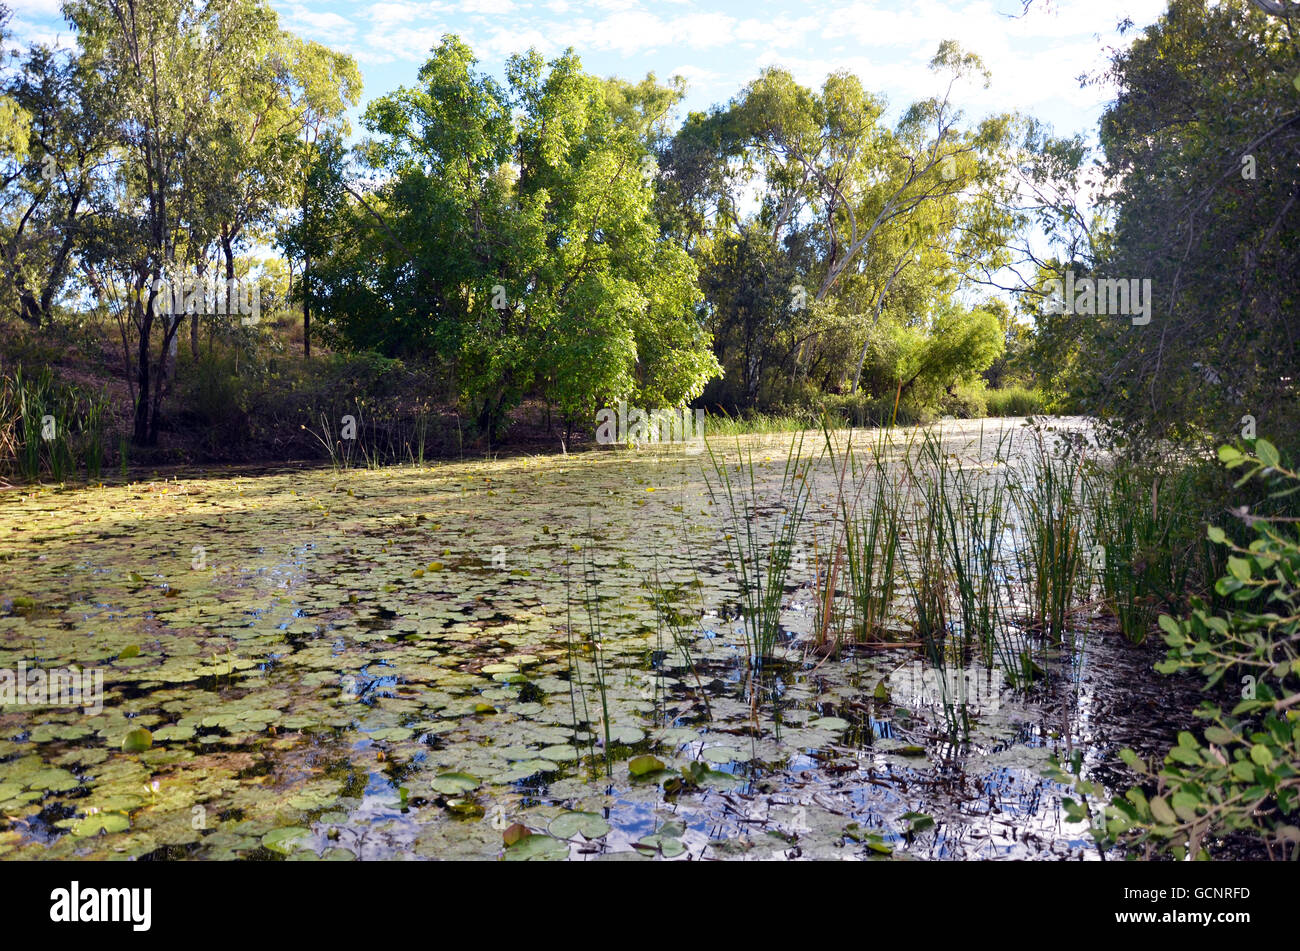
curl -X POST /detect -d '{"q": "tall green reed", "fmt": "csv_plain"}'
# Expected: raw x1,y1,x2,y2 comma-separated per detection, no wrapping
706,433,813,667
1008,432,1089,642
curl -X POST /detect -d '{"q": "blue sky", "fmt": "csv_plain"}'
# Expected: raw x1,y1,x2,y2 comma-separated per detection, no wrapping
7,0,1168,145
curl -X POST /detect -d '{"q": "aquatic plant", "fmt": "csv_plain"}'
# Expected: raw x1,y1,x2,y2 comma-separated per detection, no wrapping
1056,438,1300,860
1008,429,1089,641
827,425,906,648
705,433,814,668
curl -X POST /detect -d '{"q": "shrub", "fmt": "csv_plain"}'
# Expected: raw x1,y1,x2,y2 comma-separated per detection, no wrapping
985,385,1045,417
939,381,988,419
1054,438,1300,859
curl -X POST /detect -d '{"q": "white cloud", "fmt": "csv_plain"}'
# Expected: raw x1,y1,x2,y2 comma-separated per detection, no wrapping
282,4,356,37
5,0,63,18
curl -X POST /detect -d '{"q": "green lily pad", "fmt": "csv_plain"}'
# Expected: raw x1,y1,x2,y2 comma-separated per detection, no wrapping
27,767,79,792
635,833,686,858
548,811,611,840
71,812,130,837
504,833,569,861
262,826,311,855
606,725,645,744
121,728,153,753
628,754,664,777
808,716,850,731
430,772,480,796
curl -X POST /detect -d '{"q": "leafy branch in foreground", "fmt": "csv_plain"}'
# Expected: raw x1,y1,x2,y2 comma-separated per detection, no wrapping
1051,438,1300,859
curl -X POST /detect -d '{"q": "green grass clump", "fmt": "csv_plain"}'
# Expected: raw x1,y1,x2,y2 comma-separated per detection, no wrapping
985,386,1046,417
706,433,814,668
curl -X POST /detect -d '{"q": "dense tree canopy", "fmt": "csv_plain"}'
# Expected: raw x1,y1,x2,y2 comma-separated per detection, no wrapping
1023,0,1300,454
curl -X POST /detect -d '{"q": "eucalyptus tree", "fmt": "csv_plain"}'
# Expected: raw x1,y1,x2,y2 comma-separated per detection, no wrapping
1071,0,1300,451
277,36,360,358
0,39,118,329
63,0,337,444
667,42,1015,408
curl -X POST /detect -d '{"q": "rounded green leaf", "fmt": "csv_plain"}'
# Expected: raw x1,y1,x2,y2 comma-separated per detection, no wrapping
548,811,611,840
628,754,665,777
504,833,568,861
1149,796,1177,825
430,772,480,796
72,812,130,837
121,728,153,753
263,826,310,855
1250,744,1274,767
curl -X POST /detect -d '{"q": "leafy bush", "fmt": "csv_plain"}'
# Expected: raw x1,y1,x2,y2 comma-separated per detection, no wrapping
985,385,1045,417
1056,438,1300,859
939,381,987,419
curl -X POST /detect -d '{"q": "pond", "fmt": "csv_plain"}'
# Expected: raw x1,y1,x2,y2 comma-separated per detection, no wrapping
0,418,1192,860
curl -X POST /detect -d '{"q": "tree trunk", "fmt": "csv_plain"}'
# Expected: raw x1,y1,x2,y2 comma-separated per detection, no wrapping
190,258,204,359
302,170,311,358
133,297,152,445
221,226,235,315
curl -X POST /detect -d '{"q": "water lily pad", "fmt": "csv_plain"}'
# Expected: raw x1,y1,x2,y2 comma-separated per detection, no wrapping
628,754,664,777
445,798,485,818
72,812,130,837
701,746,741,764
606,725,645,744
502,823,531,847
808,716,850,732
548,811,611,840
262,826,311,855
121,728,153,753
504,833,568,861
28,767,79,792
430,772,480,795
635,832,686,858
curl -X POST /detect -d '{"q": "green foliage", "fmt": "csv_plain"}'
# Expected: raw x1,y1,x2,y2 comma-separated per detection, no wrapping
984,386,1045,417
1063,440,1300,859
1008,430,1088,642
1068,0,1300,454
1086,458,1225,644
669,47,1016,416
940,381,989,419
0,363,110,482
309,37,719,441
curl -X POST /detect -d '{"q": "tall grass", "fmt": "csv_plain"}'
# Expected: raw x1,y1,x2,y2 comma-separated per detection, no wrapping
563,528,614,777
985,386,1046,417
929,430,1013,662
900,441,953,656
1,366,111,483
838,430,906,647
1085,459,1224,643
646,560,714,721
1008,432,1089,642
700,409,819,438
82,391,108,480
706,433,814,668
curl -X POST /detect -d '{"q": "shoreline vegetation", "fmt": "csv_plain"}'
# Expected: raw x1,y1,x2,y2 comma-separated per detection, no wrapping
0,352,1052,484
